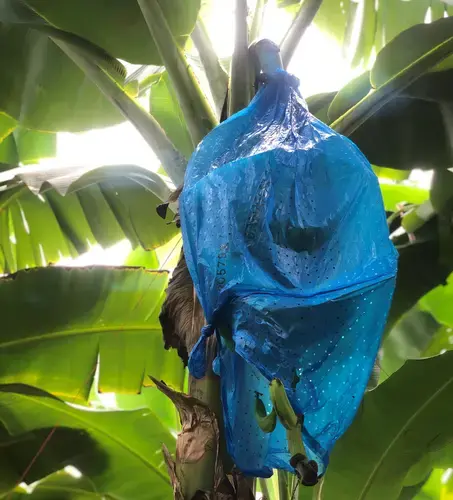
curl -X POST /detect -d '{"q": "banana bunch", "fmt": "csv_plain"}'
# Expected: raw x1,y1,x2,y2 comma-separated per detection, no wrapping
254,379,319,487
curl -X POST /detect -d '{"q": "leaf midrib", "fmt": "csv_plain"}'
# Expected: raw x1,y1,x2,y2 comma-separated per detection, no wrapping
0,325,161,350
357,374,453,499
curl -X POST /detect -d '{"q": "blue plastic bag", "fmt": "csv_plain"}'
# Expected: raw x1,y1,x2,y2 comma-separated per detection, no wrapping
180,70,398,477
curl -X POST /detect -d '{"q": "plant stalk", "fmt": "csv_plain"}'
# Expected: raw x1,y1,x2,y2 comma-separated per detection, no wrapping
51,38,186,186
191,19,228,116
250,0,268,42
249,0,269,98
259,478,271,500
280,0,323,69
278,470,290,500
313,477,323,500
186,291,230,496
136,0,218,147
228,0,252,116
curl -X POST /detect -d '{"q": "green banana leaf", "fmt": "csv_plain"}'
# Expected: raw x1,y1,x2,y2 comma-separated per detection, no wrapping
0,127,56,165
372,0,441,55
399,449,453,498
428,443,453,471
116,387,180,433
322,352,453,500
387,232,452,334
422,326,453,357
145,72,194,159
379,184,429,212
371,17,453,89
124,247,159,269
372,167,410,182
0,19,125,131
0,384,174,499
328,72,371,123
403,456,432,489
309,79,453,171
417,470,446,499
380,217,453,380
349,96,451,170
306,92,337,123
0,427,106,496
0,267,184,401
0,112,16,141
352,95,450,170
23,0,201,65
331,17,453,163
279,0,450,67
402,445,453,493
8,472,112,499
0,164,178,274
399,477,433,500
419,273,453,327
381,305,441,380
278,0,351,48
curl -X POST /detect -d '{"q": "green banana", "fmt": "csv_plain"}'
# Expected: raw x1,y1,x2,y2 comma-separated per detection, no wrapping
270,378,298,430
255,394,277,433
268,379,319,486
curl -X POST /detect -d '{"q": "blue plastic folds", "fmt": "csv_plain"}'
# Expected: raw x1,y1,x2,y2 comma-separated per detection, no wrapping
180,70,398,477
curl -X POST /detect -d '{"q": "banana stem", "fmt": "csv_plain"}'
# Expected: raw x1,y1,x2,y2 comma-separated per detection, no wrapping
250,0,268,42
278,470,290,500
259,477,271,500
191,20,228,116
280,0,323,69
228,0,252,116
313,478,323,500
137,0,217,146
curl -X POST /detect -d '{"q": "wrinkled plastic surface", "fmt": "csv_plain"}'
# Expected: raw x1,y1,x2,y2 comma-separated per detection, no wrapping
180,71,398,477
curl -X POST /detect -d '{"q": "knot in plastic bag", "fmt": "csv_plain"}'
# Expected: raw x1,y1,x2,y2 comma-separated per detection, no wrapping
188,324,215,379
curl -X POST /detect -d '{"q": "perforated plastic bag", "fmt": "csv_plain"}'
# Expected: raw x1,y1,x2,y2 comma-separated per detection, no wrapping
180,70,398,477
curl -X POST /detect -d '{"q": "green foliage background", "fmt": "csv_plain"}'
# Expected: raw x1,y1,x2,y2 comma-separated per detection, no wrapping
0,1,452,499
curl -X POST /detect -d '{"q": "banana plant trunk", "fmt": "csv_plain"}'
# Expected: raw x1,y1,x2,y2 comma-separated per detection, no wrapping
158,253,254,500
